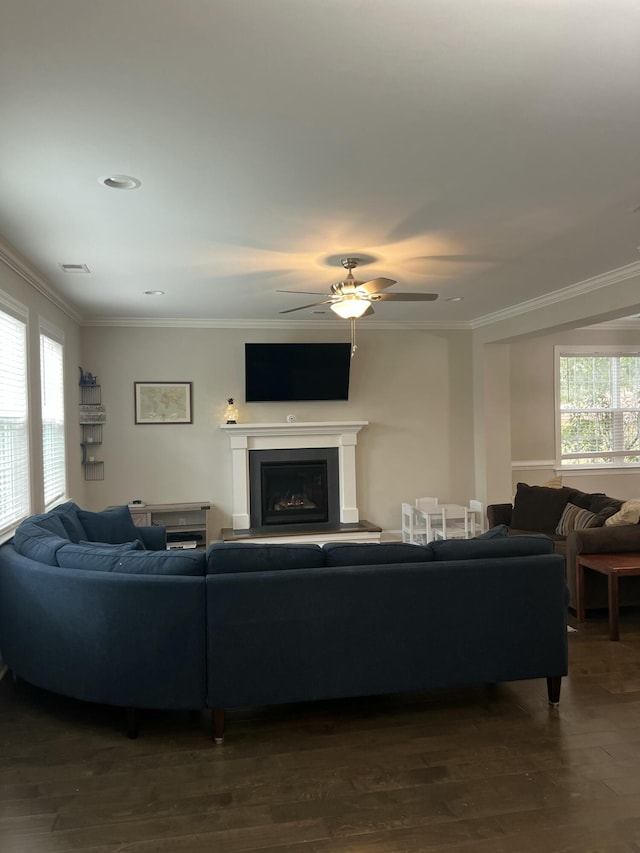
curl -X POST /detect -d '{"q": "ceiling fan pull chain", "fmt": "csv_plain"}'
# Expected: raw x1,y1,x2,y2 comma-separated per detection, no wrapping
350,317,357,357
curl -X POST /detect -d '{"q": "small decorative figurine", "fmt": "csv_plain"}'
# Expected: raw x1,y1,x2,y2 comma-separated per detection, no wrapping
78,367,97,386
224,397,238,424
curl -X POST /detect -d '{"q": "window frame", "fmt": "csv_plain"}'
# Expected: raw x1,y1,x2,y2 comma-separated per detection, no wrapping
0,290,30,537
555,345,640,470
39,319,67,509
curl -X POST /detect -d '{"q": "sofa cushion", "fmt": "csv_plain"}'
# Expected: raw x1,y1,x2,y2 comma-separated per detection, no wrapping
429,534,555,561
57,540,144,570
57,544,205,575
323,542,433,567
206,542,324,574
49,501,87,543
555,502,599,535
77,505,141,545
13,518,70,565
510,483,579,533
79,539,144,550
605,499,640,527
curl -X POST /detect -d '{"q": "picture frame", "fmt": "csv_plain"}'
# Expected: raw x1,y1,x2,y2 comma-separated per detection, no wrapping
134,382,193,424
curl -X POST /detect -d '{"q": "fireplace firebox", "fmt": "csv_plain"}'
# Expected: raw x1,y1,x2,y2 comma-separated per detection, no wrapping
249,448,340,530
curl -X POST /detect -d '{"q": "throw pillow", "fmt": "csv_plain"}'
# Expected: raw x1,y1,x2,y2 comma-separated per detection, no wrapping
77,505,141,545
509,482,579,534
605,499,640,527
555,502,598,535
475,524,509,539
540,475,563,488
50,501,87,543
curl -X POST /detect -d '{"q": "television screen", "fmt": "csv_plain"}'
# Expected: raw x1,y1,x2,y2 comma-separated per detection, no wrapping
245,343,351,402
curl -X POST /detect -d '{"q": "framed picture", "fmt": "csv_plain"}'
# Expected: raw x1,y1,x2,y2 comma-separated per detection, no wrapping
134,382,193,424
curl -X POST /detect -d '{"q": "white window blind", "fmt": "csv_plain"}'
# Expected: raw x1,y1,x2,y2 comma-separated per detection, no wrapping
40,330,66,507
559,353,640,467
0,304,30,533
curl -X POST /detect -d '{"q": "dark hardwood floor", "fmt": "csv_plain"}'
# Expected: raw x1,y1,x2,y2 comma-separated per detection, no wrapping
2,613,640,852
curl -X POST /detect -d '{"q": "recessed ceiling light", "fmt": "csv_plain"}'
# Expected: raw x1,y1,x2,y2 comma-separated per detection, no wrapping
446,296,464,302
99,174,141,190
144,290,165,296
59,263,90,273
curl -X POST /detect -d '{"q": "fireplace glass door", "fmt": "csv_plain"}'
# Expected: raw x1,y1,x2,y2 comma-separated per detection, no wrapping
260,460,329,526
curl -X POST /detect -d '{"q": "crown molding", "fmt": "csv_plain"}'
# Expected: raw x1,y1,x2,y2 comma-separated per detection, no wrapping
470,260,640,330
81,316,472,330
0,241,82,323
579,318,640,330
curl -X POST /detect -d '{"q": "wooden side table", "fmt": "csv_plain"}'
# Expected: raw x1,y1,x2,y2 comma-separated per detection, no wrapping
576,552,640,641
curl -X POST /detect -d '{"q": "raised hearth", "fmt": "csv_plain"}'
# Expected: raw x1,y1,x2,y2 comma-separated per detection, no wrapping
220,519,382,546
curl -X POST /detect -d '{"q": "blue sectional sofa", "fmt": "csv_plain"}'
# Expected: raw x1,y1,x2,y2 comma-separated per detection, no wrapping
0,502,207,734
206,538,568,741
0,504,569,741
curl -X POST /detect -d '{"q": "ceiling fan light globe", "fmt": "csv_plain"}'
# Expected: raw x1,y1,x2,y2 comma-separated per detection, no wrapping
330,297,369,319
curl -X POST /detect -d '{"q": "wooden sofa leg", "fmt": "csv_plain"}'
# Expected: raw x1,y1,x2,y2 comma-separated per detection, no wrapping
213,708,225,744
547,676,562,707
126,707,140,739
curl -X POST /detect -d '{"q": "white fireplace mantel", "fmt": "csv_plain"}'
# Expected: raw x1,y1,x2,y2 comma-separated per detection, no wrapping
220,421,368,530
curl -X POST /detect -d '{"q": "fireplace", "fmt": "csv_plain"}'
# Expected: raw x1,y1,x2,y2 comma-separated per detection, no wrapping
220,421,381,544
249,448,340,530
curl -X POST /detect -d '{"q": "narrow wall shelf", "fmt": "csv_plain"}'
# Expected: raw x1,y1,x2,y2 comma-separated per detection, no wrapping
79,373,106,481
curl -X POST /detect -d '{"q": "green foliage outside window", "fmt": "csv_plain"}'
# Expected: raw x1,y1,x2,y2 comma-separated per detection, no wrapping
559,355,640,466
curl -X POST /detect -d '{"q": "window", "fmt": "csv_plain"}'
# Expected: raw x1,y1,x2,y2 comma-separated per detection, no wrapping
0,295,30,534
40,326,66,507
557,350,640,467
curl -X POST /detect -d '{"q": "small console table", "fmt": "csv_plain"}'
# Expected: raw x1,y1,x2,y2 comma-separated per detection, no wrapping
126,502,212,550
576,552,640,641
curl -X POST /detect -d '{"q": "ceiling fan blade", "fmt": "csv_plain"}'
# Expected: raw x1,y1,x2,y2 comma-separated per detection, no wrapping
374,292,439,302
277,289,331,296
279,299,334,314
359,277,396,294
362,304,375,316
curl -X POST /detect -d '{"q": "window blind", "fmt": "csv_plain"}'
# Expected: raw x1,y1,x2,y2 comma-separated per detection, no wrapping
40,331,66,507
559,353,640,466
0,305,30,533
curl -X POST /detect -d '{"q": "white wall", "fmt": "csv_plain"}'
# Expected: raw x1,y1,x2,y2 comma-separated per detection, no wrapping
79,324,476,535
0,252,83,514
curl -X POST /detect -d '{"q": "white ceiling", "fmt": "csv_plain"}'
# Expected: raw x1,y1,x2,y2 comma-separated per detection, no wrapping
2,0,640,325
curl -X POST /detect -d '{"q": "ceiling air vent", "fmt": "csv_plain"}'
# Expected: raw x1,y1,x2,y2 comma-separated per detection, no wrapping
59,263,90,273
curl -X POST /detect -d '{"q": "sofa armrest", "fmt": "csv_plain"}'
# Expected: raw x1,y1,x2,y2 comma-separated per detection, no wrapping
487,503,513,528
566,524,640,561
137,524,167,551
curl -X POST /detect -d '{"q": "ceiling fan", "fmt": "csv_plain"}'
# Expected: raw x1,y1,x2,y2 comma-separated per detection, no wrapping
278,257,439,319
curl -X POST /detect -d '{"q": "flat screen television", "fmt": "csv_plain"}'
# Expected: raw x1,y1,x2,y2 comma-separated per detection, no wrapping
245,343,351,402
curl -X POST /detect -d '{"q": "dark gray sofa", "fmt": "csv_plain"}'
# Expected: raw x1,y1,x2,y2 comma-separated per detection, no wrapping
0,506,568,741
488,482,640,611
